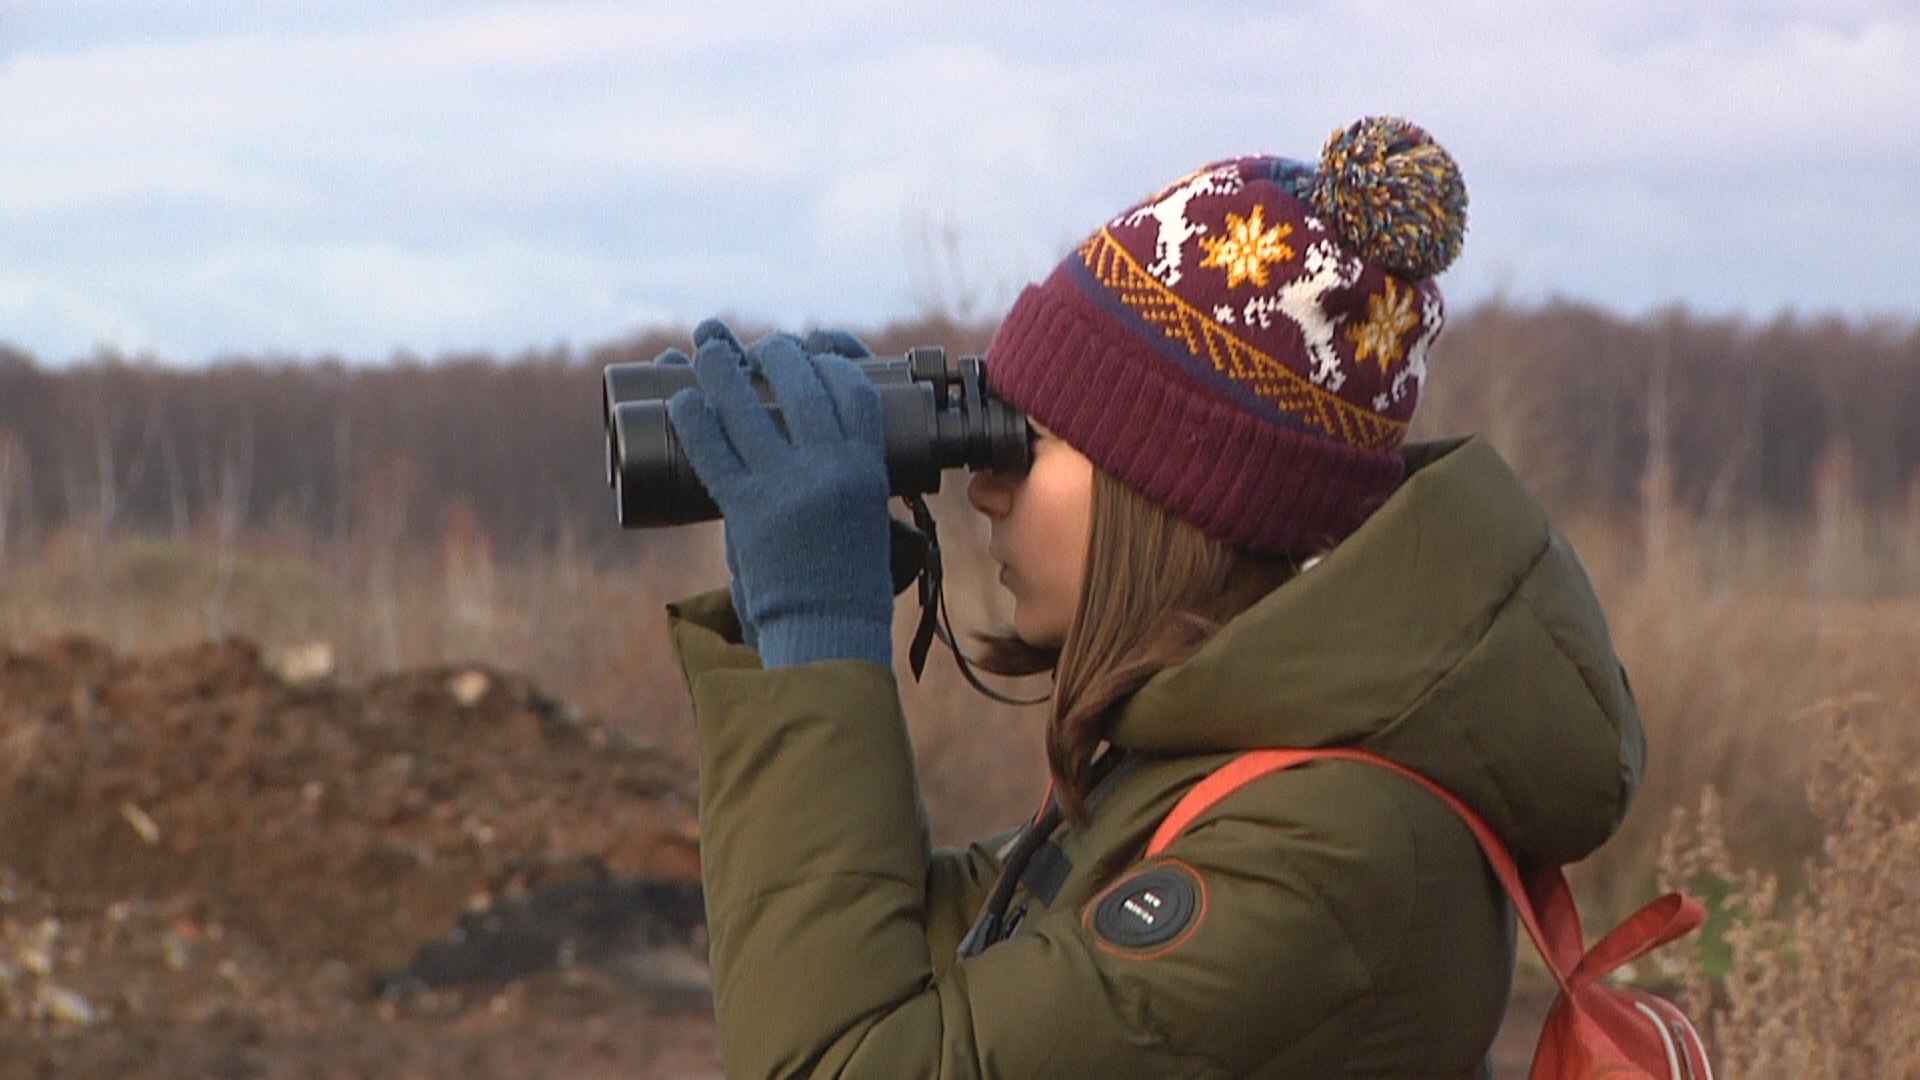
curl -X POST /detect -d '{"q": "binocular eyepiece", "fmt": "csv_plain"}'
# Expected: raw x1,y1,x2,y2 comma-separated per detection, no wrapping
603,347,1032,527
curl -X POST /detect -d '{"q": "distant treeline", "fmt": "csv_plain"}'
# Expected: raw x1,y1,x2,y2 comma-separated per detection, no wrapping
0,304,1914,558
1417,303,1920,518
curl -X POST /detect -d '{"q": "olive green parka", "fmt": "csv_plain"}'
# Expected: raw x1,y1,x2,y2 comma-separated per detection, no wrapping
668,437,1645,1078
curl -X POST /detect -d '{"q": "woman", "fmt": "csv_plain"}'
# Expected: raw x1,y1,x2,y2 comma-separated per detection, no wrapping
661,117,1644,1077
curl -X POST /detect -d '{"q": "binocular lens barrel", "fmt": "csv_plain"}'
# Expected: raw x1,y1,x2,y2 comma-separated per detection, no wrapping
603,347,1031,528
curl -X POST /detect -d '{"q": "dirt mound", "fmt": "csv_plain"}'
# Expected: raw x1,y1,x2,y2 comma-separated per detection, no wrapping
0,636,720,1077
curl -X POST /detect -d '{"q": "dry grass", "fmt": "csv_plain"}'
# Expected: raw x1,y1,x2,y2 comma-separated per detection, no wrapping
1653,709,1920,1077
1551,501,1920,1077
1561,505,1920,922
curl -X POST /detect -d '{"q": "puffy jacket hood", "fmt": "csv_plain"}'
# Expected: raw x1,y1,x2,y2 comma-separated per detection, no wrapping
1109,437,1645,865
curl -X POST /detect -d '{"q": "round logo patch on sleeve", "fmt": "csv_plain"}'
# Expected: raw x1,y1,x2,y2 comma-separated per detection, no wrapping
1090,865,1200,950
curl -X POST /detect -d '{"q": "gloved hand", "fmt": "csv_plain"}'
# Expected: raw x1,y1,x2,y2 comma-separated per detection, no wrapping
666,319,894,669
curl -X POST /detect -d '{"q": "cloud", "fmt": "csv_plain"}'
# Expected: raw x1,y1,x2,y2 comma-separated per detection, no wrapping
1,0,1916,361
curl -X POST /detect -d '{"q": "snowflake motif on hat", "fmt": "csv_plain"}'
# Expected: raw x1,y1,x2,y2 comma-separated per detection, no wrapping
1198,205,1296,289
1346,277,1419,375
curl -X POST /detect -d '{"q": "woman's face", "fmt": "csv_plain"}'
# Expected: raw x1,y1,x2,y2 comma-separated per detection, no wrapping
966,423,1094,648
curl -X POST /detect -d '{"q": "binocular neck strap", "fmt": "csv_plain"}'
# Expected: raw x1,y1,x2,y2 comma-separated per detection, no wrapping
904,494,1050,708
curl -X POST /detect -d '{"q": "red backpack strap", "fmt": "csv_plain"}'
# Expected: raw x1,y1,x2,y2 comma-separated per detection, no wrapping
1146,750,1328,856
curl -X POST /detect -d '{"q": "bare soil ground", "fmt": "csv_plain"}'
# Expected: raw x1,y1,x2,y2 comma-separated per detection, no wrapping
0,636,722,1078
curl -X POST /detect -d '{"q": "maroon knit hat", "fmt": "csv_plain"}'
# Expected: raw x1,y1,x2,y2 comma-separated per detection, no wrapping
986,116,1468,556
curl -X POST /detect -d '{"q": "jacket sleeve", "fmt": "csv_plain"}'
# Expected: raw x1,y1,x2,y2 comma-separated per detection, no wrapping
664,589,1005,971
668,594,1391,1078
924,831,1013,976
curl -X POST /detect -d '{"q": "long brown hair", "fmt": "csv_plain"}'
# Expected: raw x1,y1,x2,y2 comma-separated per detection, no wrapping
976,469,1299,822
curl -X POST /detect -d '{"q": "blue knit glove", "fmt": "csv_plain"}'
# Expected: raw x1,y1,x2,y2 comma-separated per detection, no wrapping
666,319,894,669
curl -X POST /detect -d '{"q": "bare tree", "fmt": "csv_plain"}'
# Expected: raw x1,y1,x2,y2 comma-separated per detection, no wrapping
0,427,28,569
202,414,255,638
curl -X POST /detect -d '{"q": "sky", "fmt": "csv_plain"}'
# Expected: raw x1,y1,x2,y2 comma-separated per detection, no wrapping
1,0,1916,364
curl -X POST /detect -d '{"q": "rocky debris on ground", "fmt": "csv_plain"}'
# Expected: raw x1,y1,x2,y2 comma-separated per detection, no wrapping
373,856,707,1001
0,635,721,1077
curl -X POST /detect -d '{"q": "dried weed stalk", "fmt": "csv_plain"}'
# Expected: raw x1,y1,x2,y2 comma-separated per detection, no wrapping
1655,699,1920,1078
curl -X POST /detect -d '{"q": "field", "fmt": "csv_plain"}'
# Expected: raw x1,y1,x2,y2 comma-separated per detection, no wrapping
2,488,1915,1075
2,304,1918,1076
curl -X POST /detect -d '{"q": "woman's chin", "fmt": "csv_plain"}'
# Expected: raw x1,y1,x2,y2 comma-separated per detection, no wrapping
1012,611,1067,650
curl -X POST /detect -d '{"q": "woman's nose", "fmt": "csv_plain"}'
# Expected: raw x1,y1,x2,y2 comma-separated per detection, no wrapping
968,470,1014,519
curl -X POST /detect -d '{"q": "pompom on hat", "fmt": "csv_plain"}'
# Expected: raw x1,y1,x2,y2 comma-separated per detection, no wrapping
986,116,1467,556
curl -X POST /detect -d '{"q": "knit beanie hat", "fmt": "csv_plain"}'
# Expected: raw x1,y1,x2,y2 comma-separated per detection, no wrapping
986,116,1468,556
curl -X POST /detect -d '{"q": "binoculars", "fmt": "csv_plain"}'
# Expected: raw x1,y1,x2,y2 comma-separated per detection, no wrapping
603,347,1032,527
